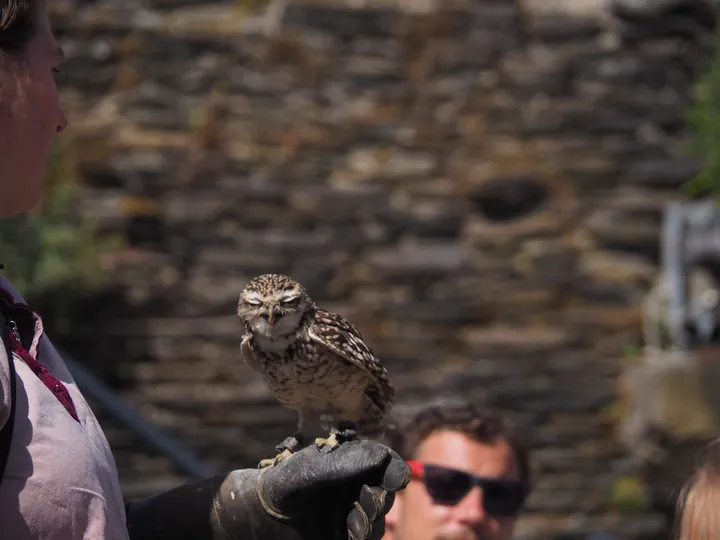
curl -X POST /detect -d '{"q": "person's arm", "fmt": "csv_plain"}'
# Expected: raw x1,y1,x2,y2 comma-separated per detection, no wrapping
125,440,409,540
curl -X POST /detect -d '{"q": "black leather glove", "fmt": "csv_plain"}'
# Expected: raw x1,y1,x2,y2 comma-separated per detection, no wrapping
126,439,410,540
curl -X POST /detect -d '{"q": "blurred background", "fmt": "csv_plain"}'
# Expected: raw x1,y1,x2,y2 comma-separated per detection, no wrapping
7,0,720,538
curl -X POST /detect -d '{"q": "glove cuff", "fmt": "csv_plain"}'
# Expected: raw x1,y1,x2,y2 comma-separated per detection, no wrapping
257,467,295,521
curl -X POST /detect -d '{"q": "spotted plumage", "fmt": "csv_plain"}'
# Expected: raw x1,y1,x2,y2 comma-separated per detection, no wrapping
237,273,395,467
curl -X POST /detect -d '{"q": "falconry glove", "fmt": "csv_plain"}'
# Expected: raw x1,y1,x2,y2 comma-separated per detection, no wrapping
125,439,410,540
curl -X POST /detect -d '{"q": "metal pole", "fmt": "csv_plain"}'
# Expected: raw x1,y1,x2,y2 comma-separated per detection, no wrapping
662,202,689,352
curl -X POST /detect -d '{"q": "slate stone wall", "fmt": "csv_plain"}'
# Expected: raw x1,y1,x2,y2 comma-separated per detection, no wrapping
47,0,720,537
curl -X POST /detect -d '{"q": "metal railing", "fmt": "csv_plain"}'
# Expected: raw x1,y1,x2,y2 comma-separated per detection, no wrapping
59,347,216,481
658,200,720,354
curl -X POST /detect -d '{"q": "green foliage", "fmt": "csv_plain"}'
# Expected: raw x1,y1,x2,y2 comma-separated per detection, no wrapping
234,0,271,14
683,31,720,200
609,475,650,515
620,345,643,359
600,400,625,425
0,142,123,334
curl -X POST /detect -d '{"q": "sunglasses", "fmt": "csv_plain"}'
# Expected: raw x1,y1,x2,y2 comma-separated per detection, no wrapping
406,460,526,517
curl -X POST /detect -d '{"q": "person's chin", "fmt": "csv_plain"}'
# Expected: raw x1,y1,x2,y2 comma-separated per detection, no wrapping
434,528,485,540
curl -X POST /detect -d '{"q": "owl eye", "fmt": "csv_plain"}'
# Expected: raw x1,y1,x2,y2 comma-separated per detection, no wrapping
246,298,262,307
281,296,300,305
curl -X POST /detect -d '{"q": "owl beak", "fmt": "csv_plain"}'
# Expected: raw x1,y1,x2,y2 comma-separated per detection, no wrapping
266,308,276,326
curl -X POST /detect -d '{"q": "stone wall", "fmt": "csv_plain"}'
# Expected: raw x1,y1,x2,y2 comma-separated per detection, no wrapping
46,0,720,538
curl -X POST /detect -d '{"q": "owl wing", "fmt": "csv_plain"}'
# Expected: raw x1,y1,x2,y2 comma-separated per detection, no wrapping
308,309,396,412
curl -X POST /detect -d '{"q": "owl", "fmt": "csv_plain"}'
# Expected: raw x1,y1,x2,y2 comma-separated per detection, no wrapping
237,273,396,468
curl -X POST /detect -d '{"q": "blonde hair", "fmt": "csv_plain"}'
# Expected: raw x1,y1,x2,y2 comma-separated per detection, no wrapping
677,439,720,540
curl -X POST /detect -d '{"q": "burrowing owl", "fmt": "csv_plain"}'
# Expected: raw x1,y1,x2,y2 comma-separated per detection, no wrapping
237,273,395,468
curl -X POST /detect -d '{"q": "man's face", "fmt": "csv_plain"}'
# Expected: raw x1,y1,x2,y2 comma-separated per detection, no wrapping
0,0,67,218
388,430,522,540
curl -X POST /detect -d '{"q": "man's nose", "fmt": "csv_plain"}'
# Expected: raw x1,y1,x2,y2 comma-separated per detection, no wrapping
451,486,486,525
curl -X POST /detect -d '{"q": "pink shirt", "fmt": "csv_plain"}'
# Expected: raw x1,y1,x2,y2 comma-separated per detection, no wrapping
0,277,129,539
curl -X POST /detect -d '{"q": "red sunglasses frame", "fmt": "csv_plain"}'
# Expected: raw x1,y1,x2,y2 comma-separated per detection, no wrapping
407,459,428,480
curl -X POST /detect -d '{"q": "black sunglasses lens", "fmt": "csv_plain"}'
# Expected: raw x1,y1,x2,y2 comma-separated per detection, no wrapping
423,465,473,505
481,480,524,517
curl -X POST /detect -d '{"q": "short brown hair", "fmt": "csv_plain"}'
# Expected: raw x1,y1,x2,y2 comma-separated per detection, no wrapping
677,439,720,540
386,399,531,498
0,0,36,52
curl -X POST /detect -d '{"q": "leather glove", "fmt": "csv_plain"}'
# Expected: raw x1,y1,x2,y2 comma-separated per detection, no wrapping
126,439,410,540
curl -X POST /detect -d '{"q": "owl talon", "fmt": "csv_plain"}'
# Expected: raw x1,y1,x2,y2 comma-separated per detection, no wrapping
315,432,341,453
315,424,357,453
259,433,305,468
258,448,294,468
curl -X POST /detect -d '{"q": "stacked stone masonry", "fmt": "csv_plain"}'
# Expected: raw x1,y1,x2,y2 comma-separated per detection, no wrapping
45,0,720,538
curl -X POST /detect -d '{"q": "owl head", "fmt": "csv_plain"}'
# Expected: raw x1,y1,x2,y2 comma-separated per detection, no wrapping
237,273,315,339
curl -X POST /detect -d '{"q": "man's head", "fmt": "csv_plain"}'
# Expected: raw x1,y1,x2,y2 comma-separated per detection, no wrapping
384,399,531,540
0,0,67,218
